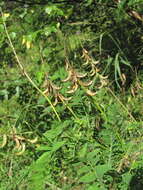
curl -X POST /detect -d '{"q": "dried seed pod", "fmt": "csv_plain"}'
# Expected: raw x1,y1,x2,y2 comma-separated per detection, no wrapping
79,80,93,87
65,60,70,71
53,97,58,106
67,83,78,94
27,137,38,144
76,72,87,78
0,134,7,148
58,94,72,101
121,73,126,85
83,60,89,66
14,138,21,150
90,69,96,76
62,70,72,82
43,88,49,95
51,83,61,90
92,60,99,65
86,89,96,96
98,80,108,89
99,75,108,79
136,82,142,89
129,11,143,22
15,135,25,141
15,143,26,156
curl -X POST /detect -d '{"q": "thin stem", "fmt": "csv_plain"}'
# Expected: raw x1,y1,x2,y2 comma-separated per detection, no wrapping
0,8,61,121
107,87,136,122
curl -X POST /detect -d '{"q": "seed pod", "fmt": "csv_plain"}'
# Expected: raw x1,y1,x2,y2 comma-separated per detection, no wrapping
67,83,78,94
14,138,21,150
83,60,89,66
65,61,69,71
58,94,72,101
53,97,58,106
15,143,26,156
51,83,61,90
43,88,49,95
76,72,87,78
98,80,108,89
15,135,25,141
99,75,108,79
79,80,93,87
129,11,143,22
92,60,99,65
86,89,96,96
0,134,7,148
62,70,72,82
90,69,96,76
27,137,38,144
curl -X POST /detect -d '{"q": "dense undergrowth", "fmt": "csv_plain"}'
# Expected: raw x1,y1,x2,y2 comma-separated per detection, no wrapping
0,0,143,189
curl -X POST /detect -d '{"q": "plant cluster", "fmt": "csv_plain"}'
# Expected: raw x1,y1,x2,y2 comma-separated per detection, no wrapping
0,0,143,190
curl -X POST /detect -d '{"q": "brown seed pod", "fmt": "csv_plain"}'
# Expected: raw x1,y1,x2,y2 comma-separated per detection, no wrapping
53,97,58,106
14,138,21,150
86,89,96,96
98,80,108,89
51,83,61,90
15,135,25,141
79,80,93,87
90,69,96,76
15,143,26,156
62,70,72,82
43,88,50,95
58,94,72,101
99,75,108,79
76,72,87,78
67,83,78,94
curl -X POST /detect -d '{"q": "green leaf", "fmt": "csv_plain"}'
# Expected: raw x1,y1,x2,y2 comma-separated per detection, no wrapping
44,127,63,140
79,172,96,183
78,143,88,159
77,165,92,176
51,141,65,152
87,184,99,190
95,164,112,180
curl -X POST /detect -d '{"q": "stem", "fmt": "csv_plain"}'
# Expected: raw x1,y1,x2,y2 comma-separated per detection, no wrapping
107,87,136,122
0,8,61,121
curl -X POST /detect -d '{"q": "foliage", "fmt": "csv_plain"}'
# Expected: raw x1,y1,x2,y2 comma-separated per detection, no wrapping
0,0,143,190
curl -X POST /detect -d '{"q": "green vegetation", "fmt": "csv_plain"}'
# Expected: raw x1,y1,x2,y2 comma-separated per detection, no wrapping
0,0,143,189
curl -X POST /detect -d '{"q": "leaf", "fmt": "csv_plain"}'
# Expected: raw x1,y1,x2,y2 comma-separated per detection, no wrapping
120,57,131,67
122,172,132,185
87,184,99,190
44,127,63,140
95,164,112,180
35,151,52,165
86,150,100,165
77,165,91,175
78,143,88,160
79,172,96,183
51,141,65,152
